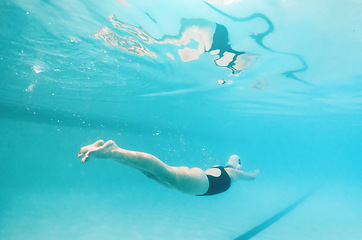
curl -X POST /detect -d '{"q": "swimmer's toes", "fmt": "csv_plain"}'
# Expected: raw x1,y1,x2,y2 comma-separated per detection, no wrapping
79,145,91,155
79,147,86,154
81,152,90,163
78,140,105,157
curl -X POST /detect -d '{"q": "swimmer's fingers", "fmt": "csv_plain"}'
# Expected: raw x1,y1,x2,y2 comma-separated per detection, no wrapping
251,169,260,178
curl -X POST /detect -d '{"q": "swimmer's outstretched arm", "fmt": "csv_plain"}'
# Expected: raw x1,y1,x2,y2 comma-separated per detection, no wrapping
225,168,260,182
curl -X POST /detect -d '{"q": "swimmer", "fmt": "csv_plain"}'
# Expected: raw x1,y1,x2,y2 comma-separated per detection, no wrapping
78,140,259,196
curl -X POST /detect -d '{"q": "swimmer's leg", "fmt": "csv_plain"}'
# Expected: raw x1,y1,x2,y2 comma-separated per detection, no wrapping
78,140,208,195
142,171,173,188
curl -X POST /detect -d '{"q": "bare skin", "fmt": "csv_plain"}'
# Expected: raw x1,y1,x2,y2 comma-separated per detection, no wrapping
78,140,259,195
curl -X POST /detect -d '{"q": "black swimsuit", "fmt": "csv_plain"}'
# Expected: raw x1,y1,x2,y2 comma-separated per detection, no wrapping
198,166,231,196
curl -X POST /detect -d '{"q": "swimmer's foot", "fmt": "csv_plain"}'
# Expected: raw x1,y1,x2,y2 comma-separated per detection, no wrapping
78,140,118,163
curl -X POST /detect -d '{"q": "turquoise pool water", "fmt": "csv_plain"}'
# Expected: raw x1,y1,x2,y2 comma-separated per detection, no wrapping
1,0,361,239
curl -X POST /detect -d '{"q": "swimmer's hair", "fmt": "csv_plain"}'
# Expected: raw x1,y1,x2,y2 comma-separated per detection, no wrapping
225,155,242,169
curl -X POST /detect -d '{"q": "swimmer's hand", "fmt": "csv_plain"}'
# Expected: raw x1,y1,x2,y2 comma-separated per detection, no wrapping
248,169,260,179
78,140,118,163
